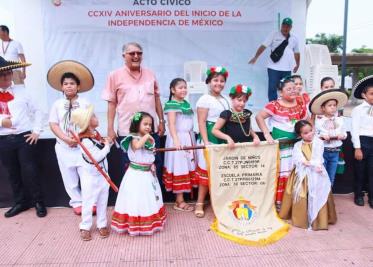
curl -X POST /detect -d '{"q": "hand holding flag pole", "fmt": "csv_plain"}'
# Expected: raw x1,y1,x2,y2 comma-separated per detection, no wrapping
69,130,119,192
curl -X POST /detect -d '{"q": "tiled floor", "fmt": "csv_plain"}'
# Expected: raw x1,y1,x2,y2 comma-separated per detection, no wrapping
0,194,372,267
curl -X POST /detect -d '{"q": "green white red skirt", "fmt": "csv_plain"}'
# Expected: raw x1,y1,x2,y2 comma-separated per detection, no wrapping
272,127,297,208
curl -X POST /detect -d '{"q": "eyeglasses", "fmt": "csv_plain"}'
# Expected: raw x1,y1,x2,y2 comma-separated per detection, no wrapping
125,51,143,57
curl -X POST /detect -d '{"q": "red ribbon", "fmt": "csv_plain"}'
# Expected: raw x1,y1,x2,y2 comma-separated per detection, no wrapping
0,91,14,102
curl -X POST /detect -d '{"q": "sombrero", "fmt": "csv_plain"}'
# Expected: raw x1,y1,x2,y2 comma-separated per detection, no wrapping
352,75,373,99
309,89,349,115
71,104,94,133
0,56,31,72
47,60,94,92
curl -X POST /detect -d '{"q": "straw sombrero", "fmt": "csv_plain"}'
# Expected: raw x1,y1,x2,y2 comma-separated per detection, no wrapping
47,60,94,92
352,75,373,99
309,89,349,115
0,56,31,72
71,105,94,133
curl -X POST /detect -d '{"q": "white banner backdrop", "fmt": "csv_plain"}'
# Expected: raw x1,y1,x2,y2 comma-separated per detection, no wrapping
42,0,296,114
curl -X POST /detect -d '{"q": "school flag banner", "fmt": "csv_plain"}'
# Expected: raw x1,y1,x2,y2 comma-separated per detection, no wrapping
205,142,289,246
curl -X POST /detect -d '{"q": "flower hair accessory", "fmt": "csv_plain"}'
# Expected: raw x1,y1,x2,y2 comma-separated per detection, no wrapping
230,84,252,97
132,112,142,122
206,66,229,78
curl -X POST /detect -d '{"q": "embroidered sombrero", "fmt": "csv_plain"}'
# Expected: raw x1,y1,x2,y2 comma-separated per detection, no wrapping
352,75,373,99
47,60,94,92
0,56,31,72
309,88,349,115
71,104,94,133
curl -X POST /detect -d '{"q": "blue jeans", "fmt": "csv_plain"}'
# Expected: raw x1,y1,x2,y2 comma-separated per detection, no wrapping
323,150,339,186
117,133,163,181
267,68,291,101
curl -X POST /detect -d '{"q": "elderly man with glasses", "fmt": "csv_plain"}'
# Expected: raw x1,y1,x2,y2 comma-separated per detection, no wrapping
102,42,165,179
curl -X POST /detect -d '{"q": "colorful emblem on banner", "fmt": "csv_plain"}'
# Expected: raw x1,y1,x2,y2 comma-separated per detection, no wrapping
229,197,256,222
52,0,62,6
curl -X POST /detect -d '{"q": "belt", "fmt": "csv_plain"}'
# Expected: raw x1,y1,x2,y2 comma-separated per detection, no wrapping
129,162,152,172
0,131,31,140
324,146,341,152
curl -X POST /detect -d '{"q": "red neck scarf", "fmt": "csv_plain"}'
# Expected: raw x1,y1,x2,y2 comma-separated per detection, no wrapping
0,90,14,115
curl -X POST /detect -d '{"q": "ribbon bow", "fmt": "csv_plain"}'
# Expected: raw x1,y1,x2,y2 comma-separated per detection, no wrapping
0,91,14,102
133,112,142,122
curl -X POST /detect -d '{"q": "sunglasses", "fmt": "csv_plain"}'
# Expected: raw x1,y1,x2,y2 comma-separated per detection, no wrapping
126,51,143,57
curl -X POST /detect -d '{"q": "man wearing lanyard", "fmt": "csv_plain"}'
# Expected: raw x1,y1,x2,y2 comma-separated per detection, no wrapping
0,56,47,218
102,42,165,179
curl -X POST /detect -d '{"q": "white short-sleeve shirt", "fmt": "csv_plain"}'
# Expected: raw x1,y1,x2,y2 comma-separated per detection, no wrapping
49,96,91,146
1,40,24,61
196,94,230,122
262,31,299,71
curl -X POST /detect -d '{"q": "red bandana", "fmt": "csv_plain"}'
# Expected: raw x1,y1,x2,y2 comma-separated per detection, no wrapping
0,91,14,102
0,91,13,115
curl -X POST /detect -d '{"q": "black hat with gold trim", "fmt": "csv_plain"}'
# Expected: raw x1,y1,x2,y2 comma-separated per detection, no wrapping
0,56,31,72
352,75,373,99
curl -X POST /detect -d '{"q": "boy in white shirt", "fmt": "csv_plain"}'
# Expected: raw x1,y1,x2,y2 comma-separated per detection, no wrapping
71,105,112,241
351,75,373,208
48,60,94,215
0,56,47,218
310,89,349,187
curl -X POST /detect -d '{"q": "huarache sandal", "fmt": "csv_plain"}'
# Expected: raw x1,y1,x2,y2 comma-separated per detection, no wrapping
194,203,205,218
80,230,92,241
173,201,194,212
98,227,110,239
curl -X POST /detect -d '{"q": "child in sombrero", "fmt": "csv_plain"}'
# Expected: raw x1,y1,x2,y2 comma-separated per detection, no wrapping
310,89,349,187
48,60,95,215
351,75,373,208
71,105,112,241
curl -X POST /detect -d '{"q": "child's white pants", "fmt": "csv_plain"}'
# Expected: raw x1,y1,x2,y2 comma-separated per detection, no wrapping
55,143,82,208
79,169,109,231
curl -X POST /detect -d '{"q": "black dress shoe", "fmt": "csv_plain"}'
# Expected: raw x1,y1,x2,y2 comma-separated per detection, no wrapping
4,204,29,218
368,200,373,209
35,202,47,218
354,197,364,206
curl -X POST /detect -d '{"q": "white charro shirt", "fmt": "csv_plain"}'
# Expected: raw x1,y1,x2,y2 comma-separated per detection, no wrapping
49,96,91,148
1,40,24,61
0,85,45,135
315,115,347,148
78,136,111,176
262,31,299,71
351,101,373,148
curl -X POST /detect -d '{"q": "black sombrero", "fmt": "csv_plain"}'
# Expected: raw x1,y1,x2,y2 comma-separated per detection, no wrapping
0,56,31,72
309,89,349,115
47,60,94,92
352,75,373,99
